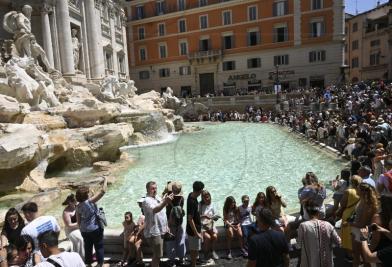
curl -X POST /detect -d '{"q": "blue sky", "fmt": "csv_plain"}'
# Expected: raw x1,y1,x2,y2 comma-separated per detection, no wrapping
345,0,389,15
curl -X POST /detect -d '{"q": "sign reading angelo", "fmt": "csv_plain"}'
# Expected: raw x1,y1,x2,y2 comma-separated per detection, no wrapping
228,73,256,81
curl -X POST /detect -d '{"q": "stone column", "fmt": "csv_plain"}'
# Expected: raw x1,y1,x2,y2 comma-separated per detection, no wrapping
55,0,75,76
41,4,54,67
85,0,105,79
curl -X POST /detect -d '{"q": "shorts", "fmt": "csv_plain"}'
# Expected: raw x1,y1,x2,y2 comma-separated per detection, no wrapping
351,227,361,242
188,235,201,251
147,235,163,258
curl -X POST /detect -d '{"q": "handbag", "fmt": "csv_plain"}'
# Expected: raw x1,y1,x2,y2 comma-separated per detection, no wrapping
94,203,107,229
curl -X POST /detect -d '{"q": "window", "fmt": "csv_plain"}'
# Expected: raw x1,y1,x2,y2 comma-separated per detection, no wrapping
247,58,261,68
104,50,113,70
139,71,150,80
310,21,325,37
309,50,326,62
248,6,257,21
115,12,122,28
159,68,170,77
178,19,186,33
352,40,359,50
248,30,260,46
274,25,288,42
200,15,208,29
158,23,165,36
199,38,210,51
370,39,380,47
156,0,165,15
222,35,233,49
311,0,323,10
199,0,207,7
351,57,359,68
370,53,380,65
223,61,235,71
118,54,126,73
178,0,186,11
179,41,188,55
138,27,145,40
159,44,167,58
179,66,191,75
273,1,288,16
274,55,289,65
222,11,232,25
139,47,146,61
353,22,358,32
136,5,145,19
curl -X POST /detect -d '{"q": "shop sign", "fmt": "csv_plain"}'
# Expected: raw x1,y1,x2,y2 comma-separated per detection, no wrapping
228,73,256,81
268,70,295,76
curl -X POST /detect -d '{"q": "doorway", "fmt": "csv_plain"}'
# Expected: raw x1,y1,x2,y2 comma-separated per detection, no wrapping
199,73,214,96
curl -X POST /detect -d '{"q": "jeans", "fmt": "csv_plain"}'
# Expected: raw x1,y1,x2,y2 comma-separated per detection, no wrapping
81,228,104,264
165,226,186,260
241,224,253,250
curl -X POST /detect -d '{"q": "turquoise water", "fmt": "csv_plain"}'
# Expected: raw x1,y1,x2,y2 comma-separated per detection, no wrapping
101,122,345,228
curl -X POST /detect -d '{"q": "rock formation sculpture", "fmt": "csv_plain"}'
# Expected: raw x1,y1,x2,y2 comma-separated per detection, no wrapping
162,86,182,110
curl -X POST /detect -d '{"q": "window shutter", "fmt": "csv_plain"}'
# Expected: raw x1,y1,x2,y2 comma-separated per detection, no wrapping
155,2,159,15
273,3,277,16
247,59,251,68
247,32,251,46
231,36,235,49
284,1,288,15
208,39,211,50
322,22,325,36
199,40,203,51
257,31,261,44
285,55,289,65
162,1,166,13
284,27,288,41
309,52,312,62
273,28,277,42
274,56,277,66
309,23,313,37
321,50,326,61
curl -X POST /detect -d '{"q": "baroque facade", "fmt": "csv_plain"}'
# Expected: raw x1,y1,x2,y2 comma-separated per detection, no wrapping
345,2,392,83
0,0,129,81
123,0,345,97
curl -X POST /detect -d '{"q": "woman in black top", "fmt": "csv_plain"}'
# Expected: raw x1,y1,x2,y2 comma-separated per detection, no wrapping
1,208,25,248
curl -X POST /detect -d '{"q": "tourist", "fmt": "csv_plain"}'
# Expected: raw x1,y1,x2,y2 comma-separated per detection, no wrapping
119,211,142,266
251,192,266,217
297,202,341,267
12,235,41,266
358,165,376,188
335,175,362,257
377,159,392,195
359,227,392,266
20,202,60,252
142,181,173,267
265,186,287,231
75,176,107,267
199,190,219,261
62,194,84,260
34,230,85,267
1,208,25,249
223,196,244,259
186,181,204,267
299,174,326,220
350,182,379,267
367,195,392,255
239,195,253,256
331,168,350,214
0,243,17,267
246,209,289,267
165,181,186,266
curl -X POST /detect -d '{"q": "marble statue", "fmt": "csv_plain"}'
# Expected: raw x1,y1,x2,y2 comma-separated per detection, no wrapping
162,86,181,110
117,80,137,98
3,5,55,73
71,28,81,72
100,75,118,99
4,56,60,108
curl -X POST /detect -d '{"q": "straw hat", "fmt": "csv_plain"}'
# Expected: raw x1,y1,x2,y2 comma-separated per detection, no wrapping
378,117,385,124
167,181,183,196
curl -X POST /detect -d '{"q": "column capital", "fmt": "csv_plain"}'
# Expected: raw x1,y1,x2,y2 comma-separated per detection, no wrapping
41,3,53,14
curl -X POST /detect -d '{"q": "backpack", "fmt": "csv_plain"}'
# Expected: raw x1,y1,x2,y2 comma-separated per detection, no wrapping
170,206,184,227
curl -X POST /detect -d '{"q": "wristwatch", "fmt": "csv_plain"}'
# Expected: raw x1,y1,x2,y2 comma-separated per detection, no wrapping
360,236,368,242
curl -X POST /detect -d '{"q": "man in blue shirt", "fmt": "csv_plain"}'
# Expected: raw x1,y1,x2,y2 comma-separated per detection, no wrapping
247,209,289,267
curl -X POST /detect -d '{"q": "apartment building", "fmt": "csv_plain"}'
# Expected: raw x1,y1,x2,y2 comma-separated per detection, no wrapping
124,0,344,96
345,2,392,83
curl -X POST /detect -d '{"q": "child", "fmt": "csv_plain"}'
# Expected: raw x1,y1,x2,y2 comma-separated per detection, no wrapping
119,212,143,266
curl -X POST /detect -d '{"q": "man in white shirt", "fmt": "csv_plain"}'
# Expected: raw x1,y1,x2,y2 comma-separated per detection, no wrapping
35,230,84,267
21,202,60,251
358,166,376,188
142,181,173,267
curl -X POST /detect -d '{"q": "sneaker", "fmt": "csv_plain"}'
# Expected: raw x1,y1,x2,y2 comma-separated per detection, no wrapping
241,248,248,257
212,251,219,260
227,251,232,260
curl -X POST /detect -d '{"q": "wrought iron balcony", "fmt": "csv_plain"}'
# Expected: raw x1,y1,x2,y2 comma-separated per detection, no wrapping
187,50,222,61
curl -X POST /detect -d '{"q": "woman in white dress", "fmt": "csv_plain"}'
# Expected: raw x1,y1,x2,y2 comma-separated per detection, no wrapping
62,194,85,260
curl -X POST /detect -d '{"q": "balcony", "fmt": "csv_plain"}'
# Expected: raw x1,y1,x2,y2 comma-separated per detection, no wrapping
187,50,222,63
